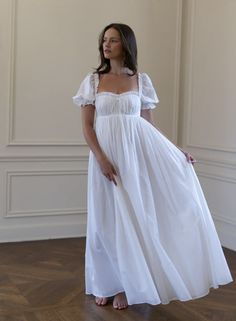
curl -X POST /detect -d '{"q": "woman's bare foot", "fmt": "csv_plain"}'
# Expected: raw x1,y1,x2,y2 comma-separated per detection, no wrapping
95,296,109,306
113,292,128,310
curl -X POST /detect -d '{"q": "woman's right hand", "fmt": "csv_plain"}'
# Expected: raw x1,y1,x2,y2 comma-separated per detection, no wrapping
97,155,118,186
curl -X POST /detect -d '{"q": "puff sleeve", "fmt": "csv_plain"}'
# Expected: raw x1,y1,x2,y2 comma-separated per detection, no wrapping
140,73,159,109
72,73,95,107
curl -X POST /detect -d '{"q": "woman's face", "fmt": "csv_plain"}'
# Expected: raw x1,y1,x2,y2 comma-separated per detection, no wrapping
102,28,124,61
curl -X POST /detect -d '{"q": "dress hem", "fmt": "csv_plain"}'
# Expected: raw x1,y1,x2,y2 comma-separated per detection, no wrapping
85,279,233,306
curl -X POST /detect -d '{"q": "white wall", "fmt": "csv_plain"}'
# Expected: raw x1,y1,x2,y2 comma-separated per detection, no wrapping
1,0,235,251
179,0,236,250
0,0,181,242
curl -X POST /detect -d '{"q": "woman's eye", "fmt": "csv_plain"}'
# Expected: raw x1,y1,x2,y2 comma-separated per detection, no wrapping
102,39,119,44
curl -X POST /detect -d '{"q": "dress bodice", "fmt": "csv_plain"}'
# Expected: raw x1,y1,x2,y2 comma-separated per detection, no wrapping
95,91,141,117
72,72,160,113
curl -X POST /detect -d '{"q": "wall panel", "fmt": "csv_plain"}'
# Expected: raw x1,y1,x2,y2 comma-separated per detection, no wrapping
179,0,236,250
0,0,182,242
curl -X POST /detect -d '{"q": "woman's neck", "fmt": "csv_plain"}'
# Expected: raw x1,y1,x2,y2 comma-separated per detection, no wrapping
109,60,127,75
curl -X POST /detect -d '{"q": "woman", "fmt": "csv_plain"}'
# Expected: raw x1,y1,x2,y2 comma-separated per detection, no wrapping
73,23,233,310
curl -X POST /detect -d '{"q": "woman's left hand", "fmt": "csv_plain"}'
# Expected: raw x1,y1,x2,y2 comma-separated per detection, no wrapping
179,148,197,165
185,152,197,165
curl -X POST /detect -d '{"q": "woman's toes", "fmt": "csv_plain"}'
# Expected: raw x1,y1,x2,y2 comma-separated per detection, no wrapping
101,298,108,305
113,292,128,309
95,297,101,305
95,296,108,306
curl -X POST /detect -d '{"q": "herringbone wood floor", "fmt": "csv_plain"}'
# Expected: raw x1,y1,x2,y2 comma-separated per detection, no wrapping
0,237,235,321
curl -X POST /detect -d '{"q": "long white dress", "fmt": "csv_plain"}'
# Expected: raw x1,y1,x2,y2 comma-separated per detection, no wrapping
73,72,233,305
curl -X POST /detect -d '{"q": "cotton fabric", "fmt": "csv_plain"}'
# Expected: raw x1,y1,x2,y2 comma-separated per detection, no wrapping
73,72,233,305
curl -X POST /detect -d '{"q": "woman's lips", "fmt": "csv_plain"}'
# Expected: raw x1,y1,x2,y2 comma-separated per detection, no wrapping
104,49,111,53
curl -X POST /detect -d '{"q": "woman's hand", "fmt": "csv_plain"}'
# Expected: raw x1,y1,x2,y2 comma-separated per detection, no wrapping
179,148,197,165
97,155,118,185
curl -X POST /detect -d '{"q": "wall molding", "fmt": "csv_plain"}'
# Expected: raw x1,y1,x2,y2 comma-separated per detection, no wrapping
197,171,236,251
213,212,236,227
196,170,236,226
7,0,86,147
196,170,236,185
0,221,86,243
212,211,236,251
0,155,89,162
187,142,236,154
8,141,88,147
7,0,16,146
171,0,182,143
196,157,236,170
0,154,235,169
5,169,87,218
185,0,236,153
5,208,86,219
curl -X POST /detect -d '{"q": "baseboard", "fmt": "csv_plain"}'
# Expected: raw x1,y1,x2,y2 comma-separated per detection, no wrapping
0,221,87,243
213,216,236,251
1,217,235,252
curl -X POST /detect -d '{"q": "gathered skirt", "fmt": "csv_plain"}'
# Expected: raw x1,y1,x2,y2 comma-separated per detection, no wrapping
85,114,233,305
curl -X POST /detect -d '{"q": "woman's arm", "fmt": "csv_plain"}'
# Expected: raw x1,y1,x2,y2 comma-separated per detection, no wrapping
140,109,155,126
140,109,196,164
81,105,117,185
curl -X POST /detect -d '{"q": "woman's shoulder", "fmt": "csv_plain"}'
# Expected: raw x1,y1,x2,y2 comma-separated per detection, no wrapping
79,71,100,89
82,71,96,81
139,72,159,106
138,72,155,87
72,72,97,106
138,72,152,80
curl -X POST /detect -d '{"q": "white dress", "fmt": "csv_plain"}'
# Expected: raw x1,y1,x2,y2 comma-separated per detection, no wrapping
73,72,233,305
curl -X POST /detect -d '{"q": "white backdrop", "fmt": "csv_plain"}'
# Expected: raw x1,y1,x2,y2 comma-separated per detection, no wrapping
0,0,235,250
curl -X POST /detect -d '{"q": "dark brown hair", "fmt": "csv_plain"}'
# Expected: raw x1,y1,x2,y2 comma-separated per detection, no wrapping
95,23,137,75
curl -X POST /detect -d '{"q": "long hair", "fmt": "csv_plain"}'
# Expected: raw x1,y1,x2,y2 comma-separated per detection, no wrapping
95,23,137,75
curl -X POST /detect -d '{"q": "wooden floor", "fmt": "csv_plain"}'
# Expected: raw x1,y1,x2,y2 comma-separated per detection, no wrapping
0,238,235,321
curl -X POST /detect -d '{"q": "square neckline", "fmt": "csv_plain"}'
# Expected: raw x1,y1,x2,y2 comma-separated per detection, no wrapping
94,72,141,97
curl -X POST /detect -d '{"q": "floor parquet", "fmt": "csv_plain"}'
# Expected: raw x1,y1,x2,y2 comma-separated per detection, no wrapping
0,238,235,321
